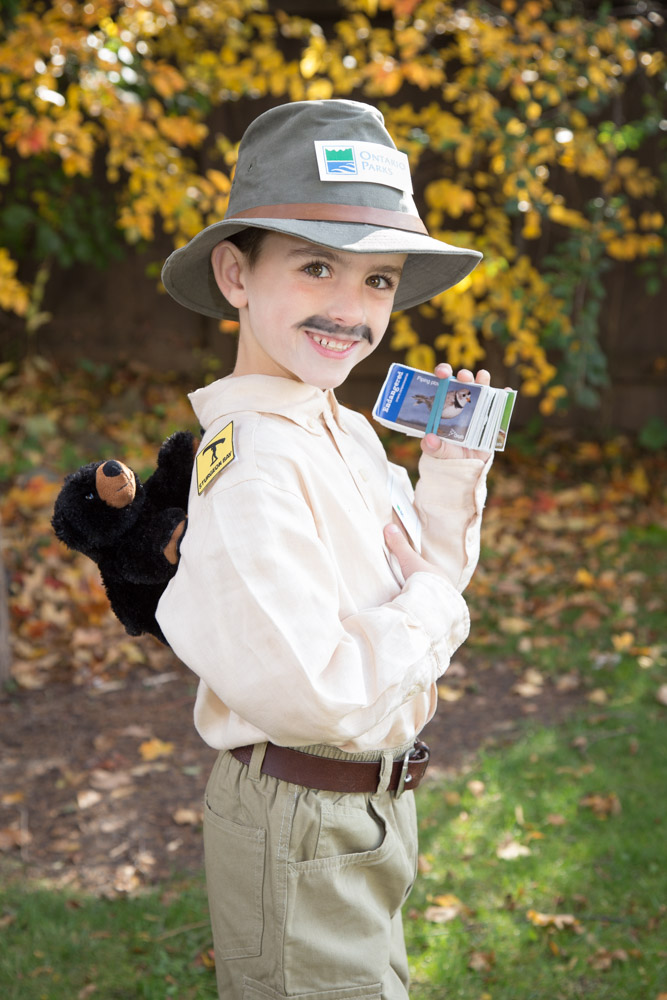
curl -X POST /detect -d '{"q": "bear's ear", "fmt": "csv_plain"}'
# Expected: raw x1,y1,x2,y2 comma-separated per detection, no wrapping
51,500,77,549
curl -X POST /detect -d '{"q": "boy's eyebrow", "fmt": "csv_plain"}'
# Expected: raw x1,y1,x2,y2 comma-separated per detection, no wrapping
286,246,404,277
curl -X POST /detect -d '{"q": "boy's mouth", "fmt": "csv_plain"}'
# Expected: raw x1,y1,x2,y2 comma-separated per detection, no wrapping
298,315,373,350
308,332,358,353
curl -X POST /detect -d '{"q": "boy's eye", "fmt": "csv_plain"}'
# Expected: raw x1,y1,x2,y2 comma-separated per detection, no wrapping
303,261,331,278
367,274,396,290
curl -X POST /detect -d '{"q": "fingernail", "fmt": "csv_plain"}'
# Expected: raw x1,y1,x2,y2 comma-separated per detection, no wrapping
385,524,399,535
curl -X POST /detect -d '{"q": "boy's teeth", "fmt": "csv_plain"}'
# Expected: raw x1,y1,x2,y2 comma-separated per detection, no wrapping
311,333,353,352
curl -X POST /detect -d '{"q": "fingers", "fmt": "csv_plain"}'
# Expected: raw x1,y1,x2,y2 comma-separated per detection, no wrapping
420,433,448,459
384,523,441,581
433,363,490,386
384,524,420,579
164,518,187,565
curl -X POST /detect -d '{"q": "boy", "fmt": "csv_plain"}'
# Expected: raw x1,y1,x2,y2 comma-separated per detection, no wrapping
158,100,493,1000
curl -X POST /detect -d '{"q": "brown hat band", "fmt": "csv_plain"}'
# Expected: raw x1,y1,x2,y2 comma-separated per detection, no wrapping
228,202,429,236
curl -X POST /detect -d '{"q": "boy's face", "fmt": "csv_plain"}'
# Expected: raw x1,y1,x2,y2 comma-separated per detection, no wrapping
214,232,406,390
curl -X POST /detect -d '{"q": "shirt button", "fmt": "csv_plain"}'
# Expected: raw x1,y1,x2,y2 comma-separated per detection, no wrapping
407,685,420,698
358,468,369,481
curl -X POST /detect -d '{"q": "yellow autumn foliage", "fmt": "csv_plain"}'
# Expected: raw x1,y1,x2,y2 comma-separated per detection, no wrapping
0,249,29,316
0,0,663,410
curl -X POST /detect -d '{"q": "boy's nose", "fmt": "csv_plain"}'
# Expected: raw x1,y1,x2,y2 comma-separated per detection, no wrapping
325,286,367,330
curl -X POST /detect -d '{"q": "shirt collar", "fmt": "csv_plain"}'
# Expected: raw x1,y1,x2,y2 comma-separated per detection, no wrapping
189,374,344,433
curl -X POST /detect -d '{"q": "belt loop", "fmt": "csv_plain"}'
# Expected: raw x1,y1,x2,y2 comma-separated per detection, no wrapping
248,742,267,782
374,750,394,796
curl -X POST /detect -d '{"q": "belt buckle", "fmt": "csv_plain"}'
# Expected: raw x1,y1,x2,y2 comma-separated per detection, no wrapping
395,748,413,798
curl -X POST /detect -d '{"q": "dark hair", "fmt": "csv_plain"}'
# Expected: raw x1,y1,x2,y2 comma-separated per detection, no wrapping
225,227,267,268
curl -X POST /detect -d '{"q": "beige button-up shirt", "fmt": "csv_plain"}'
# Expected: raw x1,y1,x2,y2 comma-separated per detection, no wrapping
156,375,491,753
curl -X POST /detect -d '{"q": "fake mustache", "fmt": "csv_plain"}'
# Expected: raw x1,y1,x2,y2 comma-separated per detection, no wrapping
298,315,373,346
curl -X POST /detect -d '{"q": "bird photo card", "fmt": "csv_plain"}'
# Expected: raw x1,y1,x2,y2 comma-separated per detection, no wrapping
372,363,517,452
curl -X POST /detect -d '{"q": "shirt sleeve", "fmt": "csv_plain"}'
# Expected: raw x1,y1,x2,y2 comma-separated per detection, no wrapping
156,477,470,748
411,451,493,592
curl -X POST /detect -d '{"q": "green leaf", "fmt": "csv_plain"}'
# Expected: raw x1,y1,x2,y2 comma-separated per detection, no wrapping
638,417,667,452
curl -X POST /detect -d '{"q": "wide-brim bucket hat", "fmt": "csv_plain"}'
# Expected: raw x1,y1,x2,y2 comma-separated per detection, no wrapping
162,99,482,319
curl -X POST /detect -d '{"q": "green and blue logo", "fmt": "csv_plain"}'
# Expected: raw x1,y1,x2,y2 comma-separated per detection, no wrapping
323,146,357,175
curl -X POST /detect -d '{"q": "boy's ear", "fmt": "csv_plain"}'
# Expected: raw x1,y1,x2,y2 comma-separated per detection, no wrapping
211,241,248,309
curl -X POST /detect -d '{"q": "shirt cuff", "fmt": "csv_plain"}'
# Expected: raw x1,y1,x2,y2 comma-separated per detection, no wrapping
416,452,493,510
392,570,471,680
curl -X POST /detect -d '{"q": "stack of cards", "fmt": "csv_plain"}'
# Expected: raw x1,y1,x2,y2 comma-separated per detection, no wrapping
373,363,517,452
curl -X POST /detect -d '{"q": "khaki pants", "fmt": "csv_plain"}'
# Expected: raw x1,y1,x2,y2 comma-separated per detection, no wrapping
203,744,419,1000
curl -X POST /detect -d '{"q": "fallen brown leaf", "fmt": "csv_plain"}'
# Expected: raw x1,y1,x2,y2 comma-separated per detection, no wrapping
139,738,174,761
555,672,581,693
579,792,621,818
76,789,102,810
437,683,464,702
468,950,495,972
574,610,604,629
574,567,596,587
172,808,201,826
89,769,133,791
499,616,531,635
121,724,154,739
1,791,24,806
546,813,567,826
612,631,635,652
113,864,141,894
527,909,582,931
0,827,32,851
496,837,531,860
424,902,461,924
587,947,629,970
467,779,485,798
11,660,49,689
513,681,543,698
51,838,81,854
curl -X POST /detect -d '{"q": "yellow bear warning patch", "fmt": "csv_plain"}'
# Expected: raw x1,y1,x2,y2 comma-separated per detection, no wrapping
196,421,235,495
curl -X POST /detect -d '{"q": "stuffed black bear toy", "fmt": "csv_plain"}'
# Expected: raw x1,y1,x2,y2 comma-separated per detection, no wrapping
52,430,197,644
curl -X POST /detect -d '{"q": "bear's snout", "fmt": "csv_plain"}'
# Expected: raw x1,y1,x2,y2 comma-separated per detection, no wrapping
96,460,136,509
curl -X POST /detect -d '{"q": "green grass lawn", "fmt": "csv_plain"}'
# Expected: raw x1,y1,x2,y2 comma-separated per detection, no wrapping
1,685,664,1000
0,871,217,999
407,701,666,1000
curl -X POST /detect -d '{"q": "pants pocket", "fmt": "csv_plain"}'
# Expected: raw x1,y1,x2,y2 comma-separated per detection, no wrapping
204,798,266,961
283,798,413,995
242,976,382,1000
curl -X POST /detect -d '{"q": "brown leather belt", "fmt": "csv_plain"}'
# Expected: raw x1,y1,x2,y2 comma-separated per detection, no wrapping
230,740,430,795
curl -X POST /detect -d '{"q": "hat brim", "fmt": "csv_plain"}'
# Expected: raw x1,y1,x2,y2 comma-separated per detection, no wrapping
161,219,483,320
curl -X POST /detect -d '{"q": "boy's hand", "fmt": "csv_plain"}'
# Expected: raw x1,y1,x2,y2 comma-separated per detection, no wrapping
384,523,446,581
421,363,492,462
